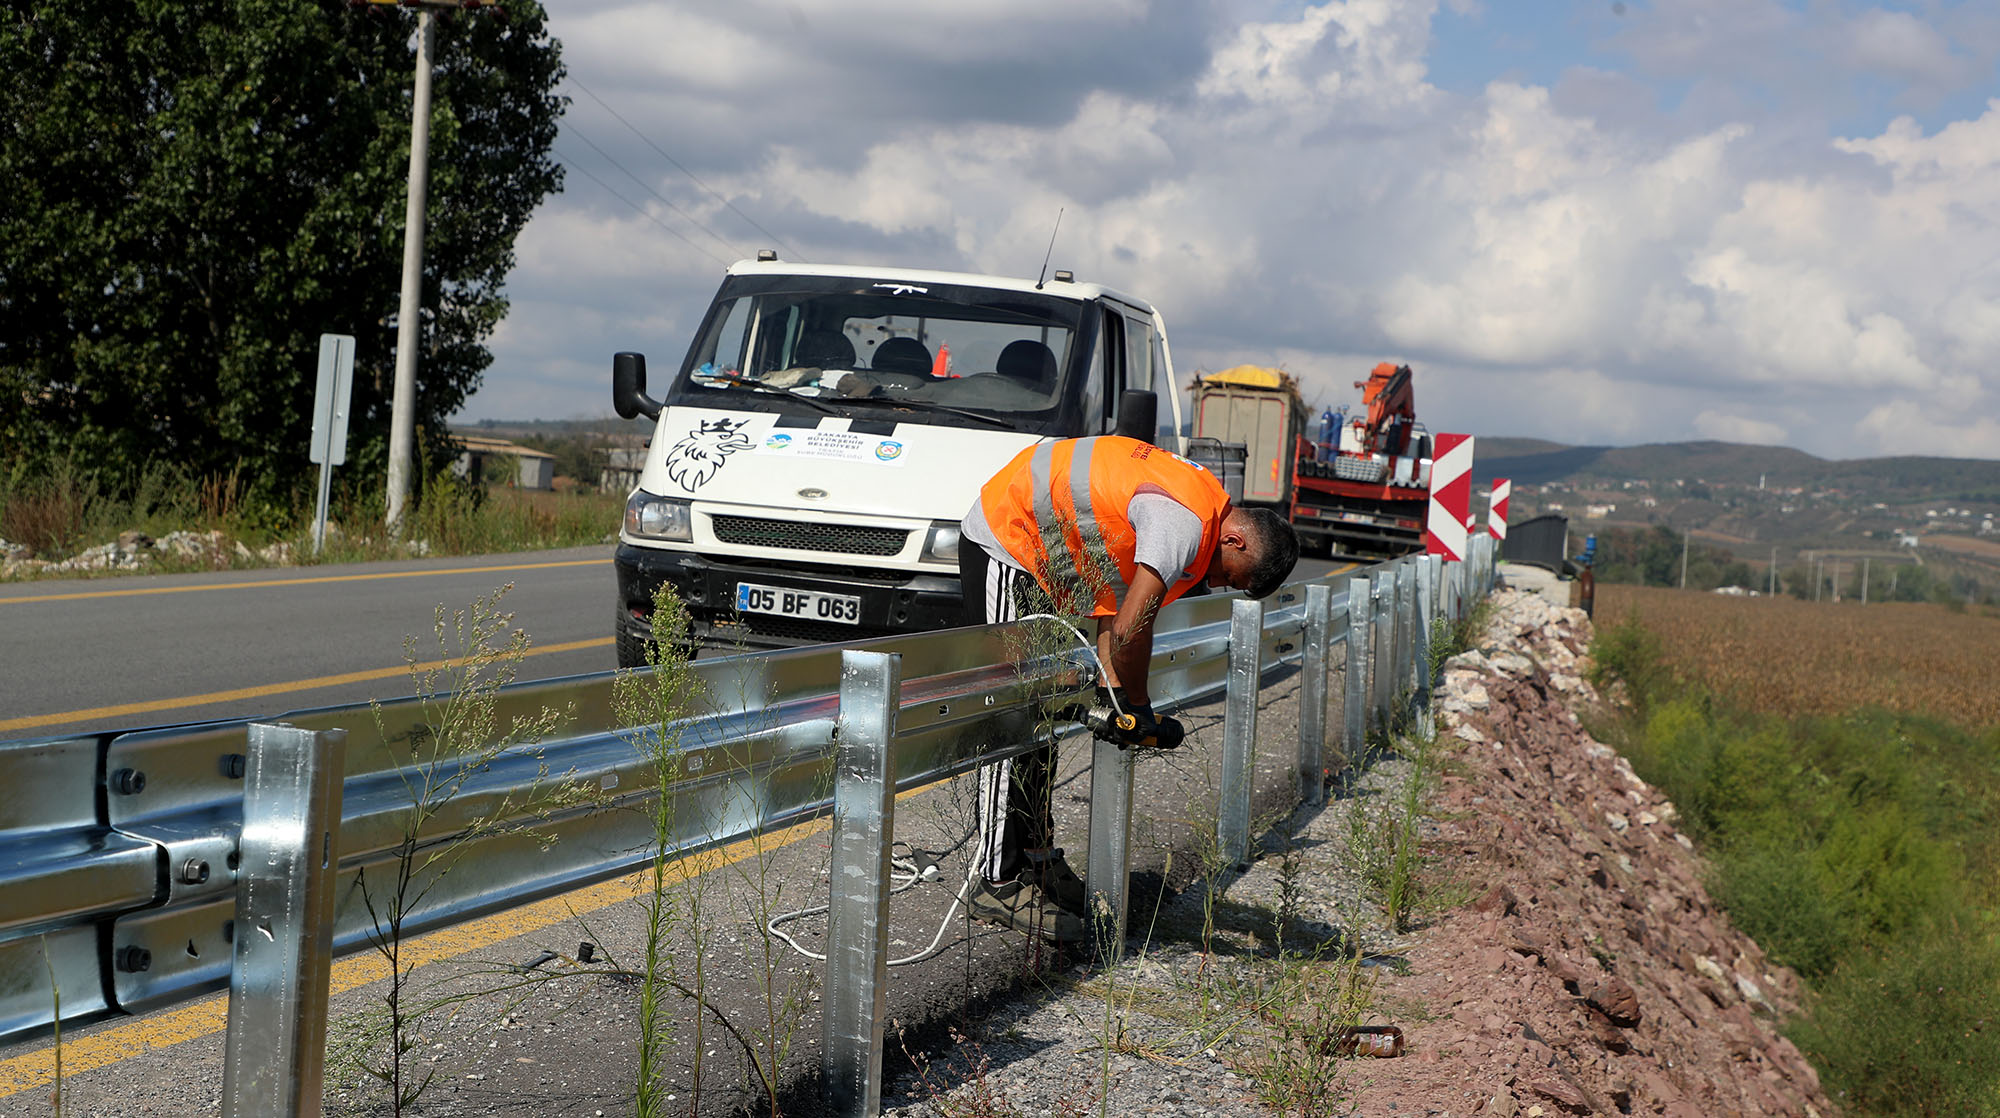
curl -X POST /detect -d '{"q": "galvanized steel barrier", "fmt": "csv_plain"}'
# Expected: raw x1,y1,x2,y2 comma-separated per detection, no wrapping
0,537,1498,1115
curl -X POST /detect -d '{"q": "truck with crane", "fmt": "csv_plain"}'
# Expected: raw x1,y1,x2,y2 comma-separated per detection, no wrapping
1189,361,1433,559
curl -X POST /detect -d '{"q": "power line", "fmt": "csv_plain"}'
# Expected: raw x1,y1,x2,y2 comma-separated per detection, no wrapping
562,117,747,261
552,145,732,267
565,76,805,261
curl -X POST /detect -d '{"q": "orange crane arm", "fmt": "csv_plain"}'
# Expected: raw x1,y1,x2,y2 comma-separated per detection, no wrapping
1353,362,1416,438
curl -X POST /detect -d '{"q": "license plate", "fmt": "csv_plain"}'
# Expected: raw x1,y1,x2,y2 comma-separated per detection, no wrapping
734,582,862,625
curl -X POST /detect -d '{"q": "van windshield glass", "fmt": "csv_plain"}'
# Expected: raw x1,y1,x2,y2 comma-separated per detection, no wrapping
671,277,1084,434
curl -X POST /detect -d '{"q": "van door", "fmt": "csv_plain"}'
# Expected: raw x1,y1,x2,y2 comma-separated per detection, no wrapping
1082,305,1124,434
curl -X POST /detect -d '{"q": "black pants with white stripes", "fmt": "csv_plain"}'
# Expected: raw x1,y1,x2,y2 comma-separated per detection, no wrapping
958,543,1059,883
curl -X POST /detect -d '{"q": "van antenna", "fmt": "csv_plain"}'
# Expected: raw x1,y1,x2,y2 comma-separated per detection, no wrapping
1034,207,1065,290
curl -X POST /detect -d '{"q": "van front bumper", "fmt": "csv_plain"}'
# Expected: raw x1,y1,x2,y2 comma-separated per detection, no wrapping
614,544,966,649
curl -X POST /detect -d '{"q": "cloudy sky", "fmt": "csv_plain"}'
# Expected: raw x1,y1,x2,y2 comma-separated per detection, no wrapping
469,0,2000,461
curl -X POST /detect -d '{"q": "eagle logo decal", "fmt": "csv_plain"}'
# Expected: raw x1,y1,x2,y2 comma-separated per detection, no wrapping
664,418,753,492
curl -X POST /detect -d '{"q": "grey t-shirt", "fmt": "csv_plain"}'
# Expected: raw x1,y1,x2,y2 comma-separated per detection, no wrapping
962,487,1205,585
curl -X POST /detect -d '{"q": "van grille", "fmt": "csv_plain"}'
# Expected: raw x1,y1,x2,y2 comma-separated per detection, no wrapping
710,515,909,556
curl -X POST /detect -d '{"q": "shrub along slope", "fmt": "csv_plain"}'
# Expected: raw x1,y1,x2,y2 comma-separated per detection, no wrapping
1593,585,2000,1118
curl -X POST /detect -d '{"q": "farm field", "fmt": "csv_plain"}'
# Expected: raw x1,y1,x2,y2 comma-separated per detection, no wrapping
1596,584,2000,731
1590,583,2000,1117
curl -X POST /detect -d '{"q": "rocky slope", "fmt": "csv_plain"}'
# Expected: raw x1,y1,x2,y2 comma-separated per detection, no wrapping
1361,590,1833,1117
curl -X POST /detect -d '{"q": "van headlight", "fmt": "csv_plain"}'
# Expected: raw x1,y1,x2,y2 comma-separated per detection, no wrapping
624,492,692,542
921,521,961,562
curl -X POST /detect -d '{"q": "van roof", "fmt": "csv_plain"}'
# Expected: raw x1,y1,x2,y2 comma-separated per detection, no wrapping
721,259,1157,316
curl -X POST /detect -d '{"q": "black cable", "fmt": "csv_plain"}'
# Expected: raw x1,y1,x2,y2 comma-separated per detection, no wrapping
566,76,806,261
562,118,747,261
552,145,732,267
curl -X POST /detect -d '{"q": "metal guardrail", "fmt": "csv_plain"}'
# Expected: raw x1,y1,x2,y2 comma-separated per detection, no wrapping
0,537,1498,1115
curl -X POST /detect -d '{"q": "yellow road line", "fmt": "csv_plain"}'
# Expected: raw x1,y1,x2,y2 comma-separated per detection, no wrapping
0,784,939,1097
0,638,615,733
0,558,607,607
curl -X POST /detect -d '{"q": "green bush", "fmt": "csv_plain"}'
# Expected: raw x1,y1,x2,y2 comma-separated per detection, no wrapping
1789,919,2000,1118
1596,628,2000,1117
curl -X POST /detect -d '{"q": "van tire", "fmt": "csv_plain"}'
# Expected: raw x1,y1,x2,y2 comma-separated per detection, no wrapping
615,624,654,670
617,611,700,669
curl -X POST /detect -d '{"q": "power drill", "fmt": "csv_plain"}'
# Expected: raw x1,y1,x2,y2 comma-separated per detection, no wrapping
1076,703,1185,750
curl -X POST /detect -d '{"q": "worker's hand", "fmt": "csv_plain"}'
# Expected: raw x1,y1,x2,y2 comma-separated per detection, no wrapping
1085,689,1184,750
1092,685,1151,720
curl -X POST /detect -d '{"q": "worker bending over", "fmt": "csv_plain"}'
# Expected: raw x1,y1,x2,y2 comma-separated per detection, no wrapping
958,435,1300,941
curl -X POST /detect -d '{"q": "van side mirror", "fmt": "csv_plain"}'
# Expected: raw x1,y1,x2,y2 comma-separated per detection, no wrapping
1114,390,1158,444
612,352,662,421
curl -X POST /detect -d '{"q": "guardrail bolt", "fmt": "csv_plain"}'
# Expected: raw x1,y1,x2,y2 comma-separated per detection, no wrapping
110,768,147,795
116,945,152,973
178,859,211,885
220,753,247,779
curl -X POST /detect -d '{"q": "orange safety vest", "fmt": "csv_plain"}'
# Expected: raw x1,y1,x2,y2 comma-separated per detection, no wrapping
979,436,1232,618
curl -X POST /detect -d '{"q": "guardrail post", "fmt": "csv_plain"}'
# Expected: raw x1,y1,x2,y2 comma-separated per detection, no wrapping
1219,598,1263,869
1371,576,1395,730
1086,734,1135,957
1298,583,1333,806
1395,563,1415,725
1343,577,1370,765
221,722,346,1118
1413,557,1436,738
824,650,901,1118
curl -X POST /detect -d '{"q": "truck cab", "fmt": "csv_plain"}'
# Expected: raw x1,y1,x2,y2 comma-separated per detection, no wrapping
610,259,1183,663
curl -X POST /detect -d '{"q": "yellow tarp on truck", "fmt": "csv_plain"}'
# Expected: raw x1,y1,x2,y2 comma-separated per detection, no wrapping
1208,365,1291,390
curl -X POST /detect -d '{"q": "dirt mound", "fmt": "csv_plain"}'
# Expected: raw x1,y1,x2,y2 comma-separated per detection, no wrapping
1347,589,1833,1118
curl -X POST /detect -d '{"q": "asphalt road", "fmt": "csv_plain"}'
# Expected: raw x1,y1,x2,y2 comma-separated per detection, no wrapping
0,547,1349,744
0,545,621,742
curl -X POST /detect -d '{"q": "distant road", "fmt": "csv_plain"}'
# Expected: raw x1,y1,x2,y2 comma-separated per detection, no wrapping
0,546,619,742
0,548,1350,743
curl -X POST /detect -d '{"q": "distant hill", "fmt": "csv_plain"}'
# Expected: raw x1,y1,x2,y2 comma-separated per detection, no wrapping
1476,438,2000,498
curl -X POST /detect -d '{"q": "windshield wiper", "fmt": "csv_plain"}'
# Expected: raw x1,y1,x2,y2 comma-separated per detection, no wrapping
687,375,841,415
839,395,1018,430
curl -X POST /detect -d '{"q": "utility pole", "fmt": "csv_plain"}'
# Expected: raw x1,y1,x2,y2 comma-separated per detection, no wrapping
384,7,436,535
1680,529,1690,589
373,0,497,534
1769,546,1777,596
1862,557,1870,605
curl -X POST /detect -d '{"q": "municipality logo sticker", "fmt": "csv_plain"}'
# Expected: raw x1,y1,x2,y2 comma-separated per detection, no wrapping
874,440,904,461
764,433,793,448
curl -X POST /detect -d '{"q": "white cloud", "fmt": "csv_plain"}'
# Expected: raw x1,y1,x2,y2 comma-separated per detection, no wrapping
472,1,2000,465
1197,0,1436,113
1857,399,2000,459
1693,409,1788,446
1841,9,1964,83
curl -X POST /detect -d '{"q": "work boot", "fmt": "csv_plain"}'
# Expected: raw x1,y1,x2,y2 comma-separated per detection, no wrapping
1025,849,1088,912
967,878,1087,943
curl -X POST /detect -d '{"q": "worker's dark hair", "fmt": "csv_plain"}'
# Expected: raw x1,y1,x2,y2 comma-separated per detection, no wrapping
1239,507,1300,599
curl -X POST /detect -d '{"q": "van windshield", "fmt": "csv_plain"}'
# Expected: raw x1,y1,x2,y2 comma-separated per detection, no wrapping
670,275,1086,435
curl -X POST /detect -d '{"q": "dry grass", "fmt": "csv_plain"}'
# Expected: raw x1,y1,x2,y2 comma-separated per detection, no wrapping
1597,584,2000,731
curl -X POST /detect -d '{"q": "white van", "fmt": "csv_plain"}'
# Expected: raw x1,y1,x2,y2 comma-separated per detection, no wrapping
610,258,1184,663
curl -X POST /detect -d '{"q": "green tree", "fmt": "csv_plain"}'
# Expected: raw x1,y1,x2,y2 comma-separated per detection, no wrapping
0,0,563,507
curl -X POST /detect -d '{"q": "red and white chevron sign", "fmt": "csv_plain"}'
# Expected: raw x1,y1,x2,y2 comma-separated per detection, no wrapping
1426,433,1474,560
1489,477,1511,541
